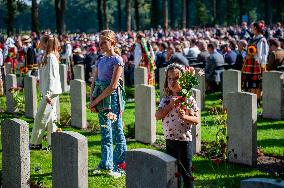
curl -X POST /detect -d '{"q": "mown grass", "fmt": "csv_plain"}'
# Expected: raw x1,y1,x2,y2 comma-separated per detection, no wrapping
0,86,283,187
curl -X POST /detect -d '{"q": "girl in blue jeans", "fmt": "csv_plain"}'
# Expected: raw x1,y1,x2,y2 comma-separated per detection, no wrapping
90,30,127,178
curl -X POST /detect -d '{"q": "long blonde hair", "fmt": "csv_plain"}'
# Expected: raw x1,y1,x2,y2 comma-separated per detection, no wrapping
100,30,121,55
42,35,61,66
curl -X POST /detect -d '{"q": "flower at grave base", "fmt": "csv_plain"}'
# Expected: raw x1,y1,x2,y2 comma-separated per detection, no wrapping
211,158,222,165
56,128,62,132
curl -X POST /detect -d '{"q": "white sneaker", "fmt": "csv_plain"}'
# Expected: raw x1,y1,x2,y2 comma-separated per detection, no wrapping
93,167,104,175
107,170,124,178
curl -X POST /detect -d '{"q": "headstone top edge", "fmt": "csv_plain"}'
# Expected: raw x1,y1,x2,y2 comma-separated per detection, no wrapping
127,148,176,162
52,131,87,141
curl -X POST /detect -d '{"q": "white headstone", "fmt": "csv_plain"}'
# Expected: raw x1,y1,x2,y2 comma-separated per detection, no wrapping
227,92,257,166
135,84,156,144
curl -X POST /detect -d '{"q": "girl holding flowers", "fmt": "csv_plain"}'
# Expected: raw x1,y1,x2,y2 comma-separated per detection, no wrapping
90,30,126,178
156,63,199,188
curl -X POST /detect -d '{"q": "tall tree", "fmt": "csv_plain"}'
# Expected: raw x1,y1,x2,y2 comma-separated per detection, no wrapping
212,0,217,24
103,0,108,29
181,0,186,28
31,0,40,35
117,0,122,31
265,0,272,25
126,0,131,32
163,0,168,32
55,0,66,35
151,0,160,28
97,0,103,31
186,0,190,27
169,0,175,28
134,0,140,30
5,0,17,36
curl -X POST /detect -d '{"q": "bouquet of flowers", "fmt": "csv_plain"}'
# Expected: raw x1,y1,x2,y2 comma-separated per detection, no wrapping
176,66,199,110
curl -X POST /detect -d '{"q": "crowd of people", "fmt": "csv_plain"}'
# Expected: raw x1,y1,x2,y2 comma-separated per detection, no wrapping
1,21,284,95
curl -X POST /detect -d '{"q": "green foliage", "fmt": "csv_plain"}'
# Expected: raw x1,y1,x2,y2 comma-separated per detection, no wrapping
202,102,228,161
249,8,258,23
196,0,209,26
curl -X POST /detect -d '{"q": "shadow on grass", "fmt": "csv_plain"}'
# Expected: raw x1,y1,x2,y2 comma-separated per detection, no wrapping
258,138,284,147
257,118,284,130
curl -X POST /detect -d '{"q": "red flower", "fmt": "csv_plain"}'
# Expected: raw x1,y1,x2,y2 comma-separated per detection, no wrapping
211,158,222,165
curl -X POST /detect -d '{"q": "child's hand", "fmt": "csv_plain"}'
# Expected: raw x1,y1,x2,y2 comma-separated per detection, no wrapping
169,98,180,108
178,109,187,120
90,100,98,113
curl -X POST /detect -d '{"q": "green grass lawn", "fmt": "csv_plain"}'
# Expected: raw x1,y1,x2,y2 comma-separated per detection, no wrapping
0,88,283,187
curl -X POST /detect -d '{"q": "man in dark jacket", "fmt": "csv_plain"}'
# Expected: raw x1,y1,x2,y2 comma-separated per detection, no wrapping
84,46,97,82
155,42,168,82
205,43,224,92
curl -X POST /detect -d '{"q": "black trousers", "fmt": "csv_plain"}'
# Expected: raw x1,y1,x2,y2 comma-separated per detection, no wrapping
166,139,194,188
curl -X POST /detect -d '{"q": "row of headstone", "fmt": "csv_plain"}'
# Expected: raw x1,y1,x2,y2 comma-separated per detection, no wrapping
223,70,284,120
4,74,61,121
1,119,88,188
4,72,86,128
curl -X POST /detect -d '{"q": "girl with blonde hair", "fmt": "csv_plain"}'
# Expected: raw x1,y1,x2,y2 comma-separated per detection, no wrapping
30,36,62,150
90,30,126,178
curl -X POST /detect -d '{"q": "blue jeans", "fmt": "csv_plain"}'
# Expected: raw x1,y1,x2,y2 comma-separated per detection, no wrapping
98,91,127,170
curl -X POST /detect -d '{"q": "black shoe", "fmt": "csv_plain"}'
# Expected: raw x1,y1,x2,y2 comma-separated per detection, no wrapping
30,144,42,150
43,145,52,151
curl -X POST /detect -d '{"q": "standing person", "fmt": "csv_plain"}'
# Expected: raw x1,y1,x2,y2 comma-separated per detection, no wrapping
156,63,199,188
0,47,3,96
90,30,127,178
30,36,62,150
84,45,98,82
242,21,269,103
233,40,247,70
21,35,36,76
133,32,156,86
267,38,284,71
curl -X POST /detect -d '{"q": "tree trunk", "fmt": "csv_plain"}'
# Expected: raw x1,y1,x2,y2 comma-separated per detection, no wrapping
213,0,217,24
55,0,66,35
126,0,131,32
169,0,174,28
5,0,17,36
186,0,190,27
182,0,186,28
163,0,168,32
151,0,160,28
117,0,122,31
265,0,272,25
134,0,140,30
103,0,109,29
97,0,103,31
31,0,40,35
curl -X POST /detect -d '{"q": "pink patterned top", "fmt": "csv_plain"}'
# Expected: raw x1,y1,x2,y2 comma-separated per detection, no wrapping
158,95,199,142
